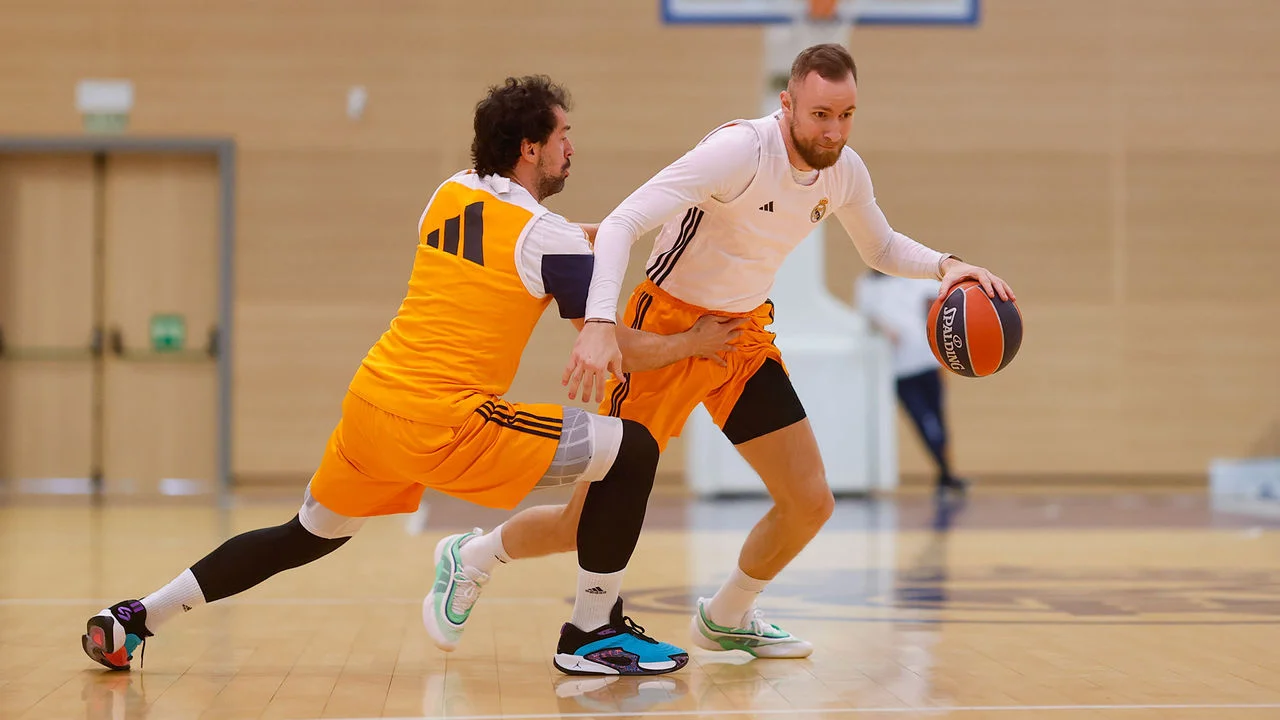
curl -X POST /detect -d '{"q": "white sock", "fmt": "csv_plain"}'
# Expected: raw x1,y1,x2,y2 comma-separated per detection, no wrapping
458,524,511,575
706,566,769,628
140,569,206,633
570,568,625,631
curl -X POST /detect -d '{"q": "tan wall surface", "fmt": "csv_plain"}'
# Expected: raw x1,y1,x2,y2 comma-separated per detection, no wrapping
2,0,1275,484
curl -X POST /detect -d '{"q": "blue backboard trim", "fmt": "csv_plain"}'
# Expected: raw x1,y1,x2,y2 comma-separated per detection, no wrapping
661,0,979,26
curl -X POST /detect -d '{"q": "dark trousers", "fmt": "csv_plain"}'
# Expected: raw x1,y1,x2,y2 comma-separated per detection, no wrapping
896,368,953,483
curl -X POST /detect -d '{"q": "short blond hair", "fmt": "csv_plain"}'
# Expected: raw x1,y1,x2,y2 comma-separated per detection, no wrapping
789,43,857,90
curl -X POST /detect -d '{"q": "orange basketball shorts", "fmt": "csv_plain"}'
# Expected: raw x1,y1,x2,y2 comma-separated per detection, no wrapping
600,279,785,451
308,391,563,517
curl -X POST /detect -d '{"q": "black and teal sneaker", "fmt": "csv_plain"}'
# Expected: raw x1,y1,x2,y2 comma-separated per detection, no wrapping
82,600,152,671
553,598,689,676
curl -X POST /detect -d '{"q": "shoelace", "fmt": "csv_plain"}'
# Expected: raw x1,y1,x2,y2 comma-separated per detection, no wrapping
449,567,489,616
745,607,779,637
118,609,152,669
122,632,148,669
622,615,658,644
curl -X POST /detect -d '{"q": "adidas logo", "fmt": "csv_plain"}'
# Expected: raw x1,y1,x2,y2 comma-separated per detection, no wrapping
585,586,607,594
182,604,192,612
758,201,775,212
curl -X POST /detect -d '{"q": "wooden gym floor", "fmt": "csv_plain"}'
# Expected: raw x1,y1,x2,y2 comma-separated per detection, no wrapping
2,486,1279,719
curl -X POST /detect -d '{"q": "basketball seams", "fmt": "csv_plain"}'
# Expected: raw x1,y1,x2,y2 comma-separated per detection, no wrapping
954,285,974,377
962,285,973,375
965,283,1004,377
995,297,1024,372
991,288,1006,371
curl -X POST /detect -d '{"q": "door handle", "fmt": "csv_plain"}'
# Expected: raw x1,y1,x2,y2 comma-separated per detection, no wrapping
105,325,220,362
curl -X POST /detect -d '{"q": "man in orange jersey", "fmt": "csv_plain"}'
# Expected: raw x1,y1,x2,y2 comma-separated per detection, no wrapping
80,76,742,678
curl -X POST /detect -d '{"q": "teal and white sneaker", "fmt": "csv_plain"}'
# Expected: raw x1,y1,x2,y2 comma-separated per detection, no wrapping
422,529,488,652
689,597,813,658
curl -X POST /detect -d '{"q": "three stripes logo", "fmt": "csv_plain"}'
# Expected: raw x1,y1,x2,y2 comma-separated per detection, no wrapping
475,400,562,440
758,201,774,212
425,201,485,267
646,208,704,285
607,291,654,418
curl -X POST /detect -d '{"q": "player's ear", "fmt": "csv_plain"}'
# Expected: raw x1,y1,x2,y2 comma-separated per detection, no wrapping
779,89,793,114
520,138,538,163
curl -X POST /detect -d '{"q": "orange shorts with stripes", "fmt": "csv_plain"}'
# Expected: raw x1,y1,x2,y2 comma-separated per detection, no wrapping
600,279,785,451
308,391,563,517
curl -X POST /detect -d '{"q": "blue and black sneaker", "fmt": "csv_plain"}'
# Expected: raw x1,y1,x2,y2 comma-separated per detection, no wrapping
553,598,689,676
82,600,152,671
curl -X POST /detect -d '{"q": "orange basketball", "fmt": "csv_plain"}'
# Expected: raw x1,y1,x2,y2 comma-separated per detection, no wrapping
927,280,1023,377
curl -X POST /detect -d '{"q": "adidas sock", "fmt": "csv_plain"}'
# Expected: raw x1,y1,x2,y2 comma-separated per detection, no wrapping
459,524,511,575
570,568,625,631
706,566,769,628
140,569,206,633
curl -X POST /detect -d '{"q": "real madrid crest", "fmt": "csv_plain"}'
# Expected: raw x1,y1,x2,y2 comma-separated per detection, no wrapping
810,197,829,223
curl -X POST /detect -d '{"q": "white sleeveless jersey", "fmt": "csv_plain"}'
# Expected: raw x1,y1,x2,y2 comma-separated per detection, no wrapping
643,113,860,312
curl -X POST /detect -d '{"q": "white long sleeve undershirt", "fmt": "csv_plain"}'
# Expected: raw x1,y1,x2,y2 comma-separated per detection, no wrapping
584,122,947,321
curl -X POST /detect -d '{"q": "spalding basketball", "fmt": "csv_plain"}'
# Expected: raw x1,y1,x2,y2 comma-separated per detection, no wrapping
928,280,1023,377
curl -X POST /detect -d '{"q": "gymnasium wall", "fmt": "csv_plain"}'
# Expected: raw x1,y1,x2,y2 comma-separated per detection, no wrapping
1,0,1275,484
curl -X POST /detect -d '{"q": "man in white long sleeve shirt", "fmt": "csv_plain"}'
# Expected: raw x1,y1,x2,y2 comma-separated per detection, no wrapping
441,44,1016,660
562,43,1014,658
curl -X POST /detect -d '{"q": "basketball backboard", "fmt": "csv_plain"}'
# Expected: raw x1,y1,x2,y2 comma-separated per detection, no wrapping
661,0,979,25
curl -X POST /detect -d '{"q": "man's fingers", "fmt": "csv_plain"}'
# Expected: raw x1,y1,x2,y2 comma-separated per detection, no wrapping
586,368,601,404
565,365,585,400
978,274,996,299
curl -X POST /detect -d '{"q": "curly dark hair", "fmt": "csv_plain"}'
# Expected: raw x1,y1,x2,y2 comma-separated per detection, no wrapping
471,76,572,178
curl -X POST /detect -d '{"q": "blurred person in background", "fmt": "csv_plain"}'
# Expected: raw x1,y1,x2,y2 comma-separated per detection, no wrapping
855,268,968,496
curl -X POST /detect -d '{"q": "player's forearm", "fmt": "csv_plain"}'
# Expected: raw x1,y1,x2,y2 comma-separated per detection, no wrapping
583,215,637,322
837,199,949,280
863,230,949,279
615,324,693,373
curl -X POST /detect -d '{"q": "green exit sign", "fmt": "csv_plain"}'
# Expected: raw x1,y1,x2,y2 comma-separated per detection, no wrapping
149,314,186,352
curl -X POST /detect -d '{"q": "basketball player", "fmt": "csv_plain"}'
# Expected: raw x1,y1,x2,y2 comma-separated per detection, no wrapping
855,268,967,495
80,76,745,677
428,44,1015,659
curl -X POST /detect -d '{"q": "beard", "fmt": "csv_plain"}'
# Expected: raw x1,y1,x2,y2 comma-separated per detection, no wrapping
537,159,570,199
789,120,843,170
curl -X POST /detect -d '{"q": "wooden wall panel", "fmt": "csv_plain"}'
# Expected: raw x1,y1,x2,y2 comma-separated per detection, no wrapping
101,155,220,493
1119,0,1280,153
1,0,1275,484
0,156,96,482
